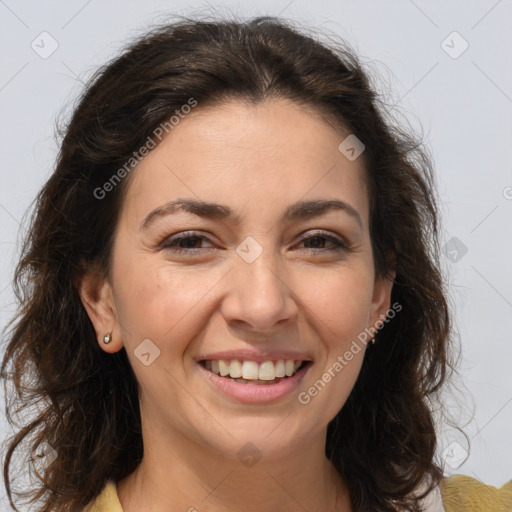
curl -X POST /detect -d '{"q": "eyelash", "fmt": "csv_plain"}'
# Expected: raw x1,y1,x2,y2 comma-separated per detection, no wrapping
159,230,351,254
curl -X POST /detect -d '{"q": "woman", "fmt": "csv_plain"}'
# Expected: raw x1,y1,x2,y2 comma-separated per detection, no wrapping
2,14,510,512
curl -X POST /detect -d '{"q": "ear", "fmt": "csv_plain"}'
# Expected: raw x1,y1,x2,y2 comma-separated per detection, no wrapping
75,269,123,353
368,268,396,336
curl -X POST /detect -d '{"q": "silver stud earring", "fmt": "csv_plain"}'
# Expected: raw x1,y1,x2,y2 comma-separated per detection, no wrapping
103,332,112,344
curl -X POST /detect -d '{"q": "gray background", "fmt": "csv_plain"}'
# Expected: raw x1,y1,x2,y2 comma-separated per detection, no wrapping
1,0,511,507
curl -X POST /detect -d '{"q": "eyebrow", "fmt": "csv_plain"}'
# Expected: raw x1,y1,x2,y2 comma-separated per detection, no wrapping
140,198,363,231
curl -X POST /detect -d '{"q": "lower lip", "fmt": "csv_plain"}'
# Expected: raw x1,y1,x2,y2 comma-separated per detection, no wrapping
198,362,312,403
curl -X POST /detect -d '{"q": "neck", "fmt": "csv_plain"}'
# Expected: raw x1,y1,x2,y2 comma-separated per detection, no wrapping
117,425,352,512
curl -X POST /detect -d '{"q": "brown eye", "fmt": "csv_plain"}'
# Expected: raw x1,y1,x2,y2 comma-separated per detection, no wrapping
160,232,215,253
297,231,350,252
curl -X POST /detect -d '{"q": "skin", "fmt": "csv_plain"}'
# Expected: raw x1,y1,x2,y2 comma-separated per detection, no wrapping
79,97,395,512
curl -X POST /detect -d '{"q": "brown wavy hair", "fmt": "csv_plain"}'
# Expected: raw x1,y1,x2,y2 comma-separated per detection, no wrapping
1,14,463,512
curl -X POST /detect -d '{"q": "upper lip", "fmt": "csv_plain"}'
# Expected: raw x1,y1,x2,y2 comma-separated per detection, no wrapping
196,349,314,364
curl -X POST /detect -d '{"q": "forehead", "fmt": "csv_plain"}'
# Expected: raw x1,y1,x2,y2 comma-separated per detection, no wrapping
121,97,370,228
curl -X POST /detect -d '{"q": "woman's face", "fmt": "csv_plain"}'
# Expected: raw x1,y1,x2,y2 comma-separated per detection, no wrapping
83,97,394,460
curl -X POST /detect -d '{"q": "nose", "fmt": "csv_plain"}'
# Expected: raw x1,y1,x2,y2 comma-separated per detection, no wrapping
220,248,299,333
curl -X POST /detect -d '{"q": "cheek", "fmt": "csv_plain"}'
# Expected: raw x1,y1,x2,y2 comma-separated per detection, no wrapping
296,268,371,419
297,264,374,345
112,253,212,348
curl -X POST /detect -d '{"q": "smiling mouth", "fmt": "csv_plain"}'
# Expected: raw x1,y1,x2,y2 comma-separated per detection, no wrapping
199,359,311,385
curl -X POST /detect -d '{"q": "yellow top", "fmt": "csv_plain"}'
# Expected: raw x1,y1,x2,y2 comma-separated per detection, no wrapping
83,474,512,511
439,474,512,511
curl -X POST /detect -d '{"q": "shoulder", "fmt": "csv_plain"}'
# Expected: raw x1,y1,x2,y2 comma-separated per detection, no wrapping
439,474,512,512
79,474,512,512
83,480,123,512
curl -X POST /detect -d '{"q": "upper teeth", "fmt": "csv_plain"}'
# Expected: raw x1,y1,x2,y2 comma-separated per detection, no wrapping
203,359,304,380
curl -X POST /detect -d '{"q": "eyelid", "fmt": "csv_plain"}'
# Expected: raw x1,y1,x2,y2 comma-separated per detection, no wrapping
158,230,215,250
295,229,351,249
159,229,352,253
